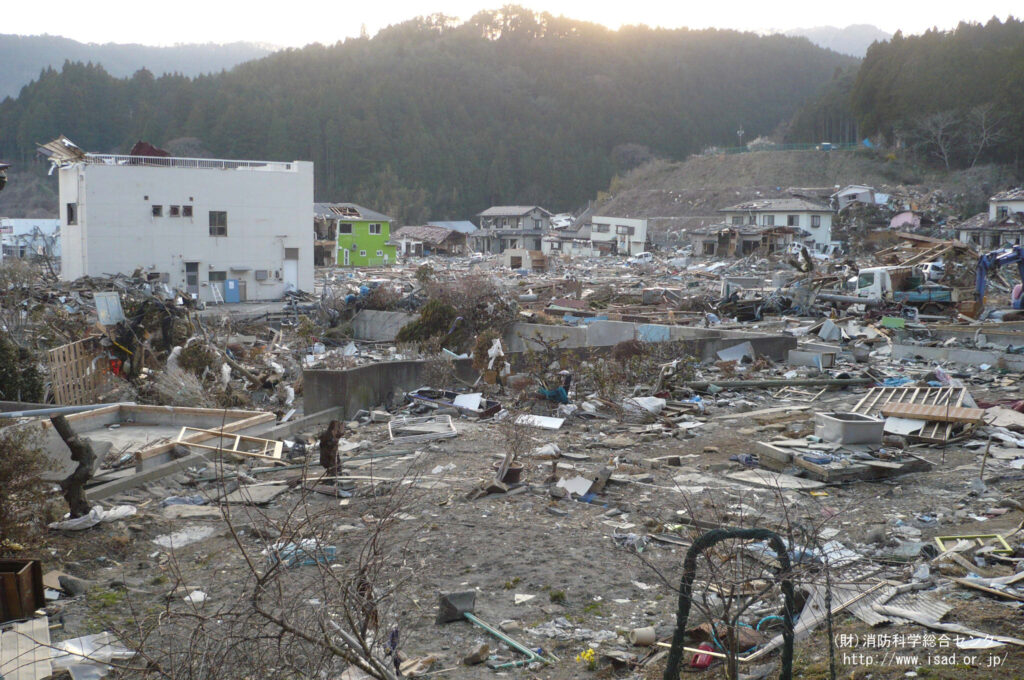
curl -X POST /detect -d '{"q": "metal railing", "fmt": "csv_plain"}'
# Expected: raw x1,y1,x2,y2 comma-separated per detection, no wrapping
86,154,295,171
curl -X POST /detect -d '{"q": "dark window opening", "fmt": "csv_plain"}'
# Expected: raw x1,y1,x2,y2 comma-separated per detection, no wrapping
169,205,181,217
152,205,163,217
66,202,77,225
209,210,227,236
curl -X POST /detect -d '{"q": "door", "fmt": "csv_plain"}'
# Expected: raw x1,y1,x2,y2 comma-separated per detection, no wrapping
284,248,299,289
343,248,350,266
185,262,199,297
224,279,240,303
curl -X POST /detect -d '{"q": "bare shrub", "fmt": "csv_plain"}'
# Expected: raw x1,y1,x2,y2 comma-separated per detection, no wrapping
0,423,58,553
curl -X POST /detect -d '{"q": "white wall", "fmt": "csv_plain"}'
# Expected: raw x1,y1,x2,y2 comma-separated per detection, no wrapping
60,161,314,302
991,199,1024,221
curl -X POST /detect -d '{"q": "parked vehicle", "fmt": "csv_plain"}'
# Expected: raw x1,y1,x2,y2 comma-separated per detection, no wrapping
628,251,654,265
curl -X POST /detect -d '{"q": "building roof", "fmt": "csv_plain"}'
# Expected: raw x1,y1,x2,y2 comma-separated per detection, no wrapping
831,184,875,197
477,205,552,218
690,224,798,237
719,197,831,213
991,188,1024,202
313,202,392,222
393,225,463,245
543,225,592,241
427,220,478,234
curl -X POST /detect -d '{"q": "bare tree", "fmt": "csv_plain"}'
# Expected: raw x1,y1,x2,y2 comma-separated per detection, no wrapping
903,111,960,169
964,104,1007,168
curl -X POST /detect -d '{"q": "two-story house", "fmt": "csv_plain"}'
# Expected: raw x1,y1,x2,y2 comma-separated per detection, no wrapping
589,216,649,256
473,206,552,254
315,202,397,267
955,189,1024,250
718,197,834,249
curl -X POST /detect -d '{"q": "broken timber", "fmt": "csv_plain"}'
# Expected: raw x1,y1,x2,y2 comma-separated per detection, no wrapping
853,386,973,443
175,427,285,463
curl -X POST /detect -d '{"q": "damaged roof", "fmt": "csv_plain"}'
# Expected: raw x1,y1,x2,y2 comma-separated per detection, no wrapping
719,197,831,213
990,188,1024,202
392,225,464,245
427,220,477,234
313,202,392,222
477,205,553,217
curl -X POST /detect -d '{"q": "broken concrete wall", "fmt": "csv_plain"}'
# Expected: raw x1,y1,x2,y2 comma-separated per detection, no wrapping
304,359,477,418
351,310,421,342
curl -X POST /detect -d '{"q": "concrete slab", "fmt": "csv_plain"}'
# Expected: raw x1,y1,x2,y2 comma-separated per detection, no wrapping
891,344,1024,371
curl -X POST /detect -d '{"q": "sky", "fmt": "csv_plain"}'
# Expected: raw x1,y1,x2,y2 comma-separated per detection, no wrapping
8,0,1021,47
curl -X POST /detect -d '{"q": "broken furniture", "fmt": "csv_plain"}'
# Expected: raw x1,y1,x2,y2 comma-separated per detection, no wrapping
813,411,884,445
436,591,557,669
0,560,44,624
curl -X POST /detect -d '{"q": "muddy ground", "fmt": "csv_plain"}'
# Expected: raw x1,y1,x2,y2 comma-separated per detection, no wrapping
41,380,1024,680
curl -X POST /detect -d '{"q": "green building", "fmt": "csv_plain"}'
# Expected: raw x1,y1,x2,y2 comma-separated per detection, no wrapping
313,202,396,267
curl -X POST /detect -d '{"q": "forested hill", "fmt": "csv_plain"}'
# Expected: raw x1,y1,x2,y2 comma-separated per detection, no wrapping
0,8,856,223
788,18,1024,169
0,35,272,98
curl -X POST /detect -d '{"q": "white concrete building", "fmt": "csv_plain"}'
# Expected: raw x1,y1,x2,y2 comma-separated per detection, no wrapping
58,155,313,303
590,216,648,255
719,197,834,249
990,188,1024,221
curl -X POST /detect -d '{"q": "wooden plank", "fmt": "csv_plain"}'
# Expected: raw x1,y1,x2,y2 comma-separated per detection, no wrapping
949,578,1024,602
880,403,984,423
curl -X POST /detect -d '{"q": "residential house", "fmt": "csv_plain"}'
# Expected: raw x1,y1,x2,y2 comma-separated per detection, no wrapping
48,138,313,303
718,197,834,249
391,225,467,256
315,202,397,267
990,188,1024,221
426,220,478,235
955,212,1024,250
589,216,649,256
502,248,547,272
689,225,796,258
473,206,552,254
541,226,597,258
0,218,60,261
831,185,888,211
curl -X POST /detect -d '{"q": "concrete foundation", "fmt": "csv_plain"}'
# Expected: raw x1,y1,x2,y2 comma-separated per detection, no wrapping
891,343,1024,371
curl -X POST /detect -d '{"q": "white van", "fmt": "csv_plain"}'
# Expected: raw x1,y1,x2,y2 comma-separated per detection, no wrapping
628,252,654,265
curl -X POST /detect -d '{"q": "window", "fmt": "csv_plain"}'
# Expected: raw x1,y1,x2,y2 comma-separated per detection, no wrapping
209,211,227,236
183,205,193,217
534,219,542,229
616,226,636,236
376,250,384,257
787,214,799,227
747,215,756,225
208,271,227,283
594,224,610,233
255,270,269,281
169,205,181,217
284,248,299,260
763,215,775,227
159,273,170,283
368,223,382,235
731,216,743,225
359,250,367,257
703,242,716,255
152,205,163,217
66,202,77,225
998,206,1009,219
812,215,821,228
339,223,352,234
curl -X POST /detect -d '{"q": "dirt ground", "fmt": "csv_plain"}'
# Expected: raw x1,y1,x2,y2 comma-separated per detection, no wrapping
37,377,1024,680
